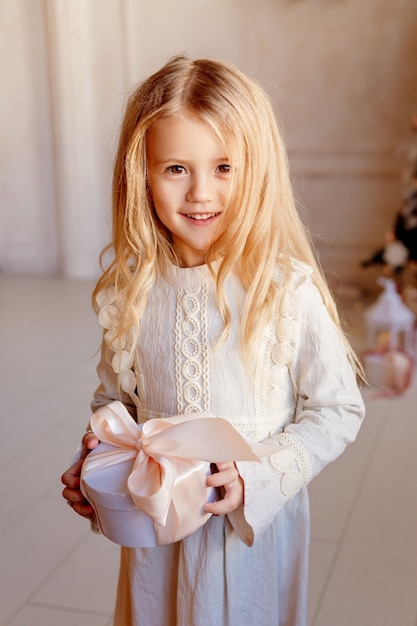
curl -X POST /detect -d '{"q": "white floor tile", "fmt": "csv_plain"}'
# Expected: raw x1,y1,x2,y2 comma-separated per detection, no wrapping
309,395,388,544
0,424,87,534
7,605,110,626
32,532,119,616
0,367,98,469
312,392,417,626
0,496,90,624
308,539,336,626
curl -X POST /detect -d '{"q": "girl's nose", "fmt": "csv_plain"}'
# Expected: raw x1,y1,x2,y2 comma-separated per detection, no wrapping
186,175,212,203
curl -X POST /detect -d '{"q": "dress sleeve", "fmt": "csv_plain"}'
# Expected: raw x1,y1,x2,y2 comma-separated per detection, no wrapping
229,273,365,546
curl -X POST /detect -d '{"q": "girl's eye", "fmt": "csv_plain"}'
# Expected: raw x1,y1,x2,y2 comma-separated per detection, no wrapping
167,165,186,174
217,164,230,174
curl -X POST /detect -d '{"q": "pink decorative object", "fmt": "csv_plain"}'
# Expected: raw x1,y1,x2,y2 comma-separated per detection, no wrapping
362,349,413,394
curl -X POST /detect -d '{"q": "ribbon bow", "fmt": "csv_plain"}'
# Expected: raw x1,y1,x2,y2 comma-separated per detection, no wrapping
81,401,260,544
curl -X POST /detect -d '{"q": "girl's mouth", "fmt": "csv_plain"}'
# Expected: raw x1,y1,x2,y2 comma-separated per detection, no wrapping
185,213,220,221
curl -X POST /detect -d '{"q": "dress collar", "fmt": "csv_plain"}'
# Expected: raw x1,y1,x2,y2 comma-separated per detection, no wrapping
162,262,216,288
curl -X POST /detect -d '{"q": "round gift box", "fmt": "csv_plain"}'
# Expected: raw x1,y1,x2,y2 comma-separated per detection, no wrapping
81,443,217,547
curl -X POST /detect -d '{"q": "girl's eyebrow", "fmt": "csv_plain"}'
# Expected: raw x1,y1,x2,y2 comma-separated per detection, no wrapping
153,157,230,165
154,158,184,165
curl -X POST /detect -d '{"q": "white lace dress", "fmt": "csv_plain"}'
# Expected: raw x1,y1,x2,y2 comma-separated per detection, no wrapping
91,261,365,626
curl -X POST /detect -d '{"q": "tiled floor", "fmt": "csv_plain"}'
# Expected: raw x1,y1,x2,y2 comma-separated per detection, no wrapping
1,274,417,626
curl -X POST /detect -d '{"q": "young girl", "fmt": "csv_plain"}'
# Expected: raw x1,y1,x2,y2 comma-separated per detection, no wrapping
62,55,365,626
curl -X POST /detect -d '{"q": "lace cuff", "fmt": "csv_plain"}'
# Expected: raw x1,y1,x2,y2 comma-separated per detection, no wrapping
265,432,313,497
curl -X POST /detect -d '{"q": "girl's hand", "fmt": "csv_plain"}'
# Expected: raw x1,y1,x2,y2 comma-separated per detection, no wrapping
61,432,99,521
204,461,244,516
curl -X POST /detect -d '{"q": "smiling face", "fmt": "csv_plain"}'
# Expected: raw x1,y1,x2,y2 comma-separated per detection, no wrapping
146,114,231,267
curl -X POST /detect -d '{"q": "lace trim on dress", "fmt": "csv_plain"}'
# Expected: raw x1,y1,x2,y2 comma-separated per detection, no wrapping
264,432,313,497
258,274,303,423
225,413,293,442
175,285,211,413
97,287,141,407
262,269,313,496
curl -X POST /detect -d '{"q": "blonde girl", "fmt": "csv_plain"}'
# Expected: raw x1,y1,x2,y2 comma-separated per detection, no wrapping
62,56,365,626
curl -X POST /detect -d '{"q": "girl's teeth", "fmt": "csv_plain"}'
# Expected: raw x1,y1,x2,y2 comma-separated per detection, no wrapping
187,213,217,220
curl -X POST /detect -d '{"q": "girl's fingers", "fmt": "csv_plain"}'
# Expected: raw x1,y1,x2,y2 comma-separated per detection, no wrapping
206,462,238,488
61,459,83,489
61,435,99,490
205,484,243,515
205,462,243,515
72,501,96,518
82,432,99,449
61,438,98,516
62,484,96,520
62,485,84,504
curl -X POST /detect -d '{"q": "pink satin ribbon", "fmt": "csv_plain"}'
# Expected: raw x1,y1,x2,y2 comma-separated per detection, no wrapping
82,401,261,544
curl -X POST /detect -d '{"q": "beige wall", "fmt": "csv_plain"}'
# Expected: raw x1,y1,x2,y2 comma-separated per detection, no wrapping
1,0,417,291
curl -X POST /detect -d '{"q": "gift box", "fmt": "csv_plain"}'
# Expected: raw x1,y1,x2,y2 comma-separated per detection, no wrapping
80,401,260,547
81,442,216,547
362,348,413,394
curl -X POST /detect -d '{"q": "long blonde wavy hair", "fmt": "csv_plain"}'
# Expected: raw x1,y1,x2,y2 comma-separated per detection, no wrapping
93,55,361,376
